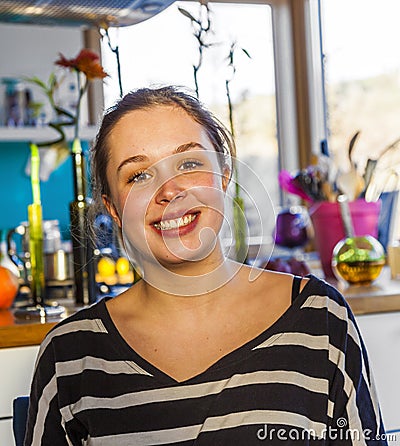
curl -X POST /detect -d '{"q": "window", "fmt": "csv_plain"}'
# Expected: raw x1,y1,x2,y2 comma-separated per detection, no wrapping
321,0,400,239
101,1,279,244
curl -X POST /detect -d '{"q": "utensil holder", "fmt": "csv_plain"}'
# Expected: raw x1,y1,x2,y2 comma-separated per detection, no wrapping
309,199,381,278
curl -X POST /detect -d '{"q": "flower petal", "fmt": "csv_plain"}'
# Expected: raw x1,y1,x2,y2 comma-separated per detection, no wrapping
54,49,108,79
55,52,76,68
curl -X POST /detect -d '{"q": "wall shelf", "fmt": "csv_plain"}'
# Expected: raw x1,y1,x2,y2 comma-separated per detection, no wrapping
0,126,98,143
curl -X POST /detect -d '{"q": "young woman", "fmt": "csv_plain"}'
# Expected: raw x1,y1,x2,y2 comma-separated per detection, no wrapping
25,86,387,445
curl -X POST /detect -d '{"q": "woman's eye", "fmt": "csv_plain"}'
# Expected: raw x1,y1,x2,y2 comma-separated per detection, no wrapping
178,160,204,171
127,171,152,184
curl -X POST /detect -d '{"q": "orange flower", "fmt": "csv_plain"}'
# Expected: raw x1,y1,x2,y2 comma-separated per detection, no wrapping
55,49,108,80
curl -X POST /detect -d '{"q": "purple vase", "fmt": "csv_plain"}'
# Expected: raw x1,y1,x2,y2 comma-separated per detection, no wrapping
274,207,309,248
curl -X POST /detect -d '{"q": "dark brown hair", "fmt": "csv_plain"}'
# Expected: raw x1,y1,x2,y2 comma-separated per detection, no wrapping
90,85,236,208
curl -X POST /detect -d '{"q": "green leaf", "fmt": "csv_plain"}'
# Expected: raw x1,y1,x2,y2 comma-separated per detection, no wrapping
178,7,199,23
48,72,57,89
241,47,252,59
23,75,48,91
54,106,75,121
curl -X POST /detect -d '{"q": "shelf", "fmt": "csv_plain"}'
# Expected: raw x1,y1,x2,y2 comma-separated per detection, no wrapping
0,126,98,143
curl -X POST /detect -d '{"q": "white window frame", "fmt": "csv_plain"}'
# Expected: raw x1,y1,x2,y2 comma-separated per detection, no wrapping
269,0,325,169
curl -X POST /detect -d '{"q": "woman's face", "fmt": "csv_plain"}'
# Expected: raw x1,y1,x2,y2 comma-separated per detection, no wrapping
104,105,229,267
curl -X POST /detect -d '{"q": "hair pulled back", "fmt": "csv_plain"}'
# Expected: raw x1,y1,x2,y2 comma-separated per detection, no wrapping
90,85,236,211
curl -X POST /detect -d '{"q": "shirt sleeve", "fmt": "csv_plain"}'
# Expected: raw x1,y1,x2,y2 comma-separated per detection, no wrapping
327,287,388,446
24,335,70,446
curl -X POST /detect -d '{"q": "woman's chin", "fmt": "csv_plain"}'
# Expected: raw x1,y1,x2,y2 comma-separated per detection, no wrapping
158,247,214,265
122,225,223,272
148,238,221,268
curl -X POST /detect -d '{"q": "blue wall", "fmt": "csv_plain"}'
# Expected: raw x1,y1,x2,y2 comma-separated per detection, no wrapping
0,141,90,239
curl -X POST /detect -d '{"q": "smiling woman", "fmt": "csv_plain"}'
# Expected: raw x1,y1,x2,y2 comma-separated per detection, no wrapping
96,89,234,291
24,86,388,446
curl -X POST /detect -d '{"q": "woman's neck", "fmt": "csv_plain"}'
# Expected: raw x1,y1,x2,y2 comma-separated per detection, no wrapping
132,257,247,319
140,253,242,295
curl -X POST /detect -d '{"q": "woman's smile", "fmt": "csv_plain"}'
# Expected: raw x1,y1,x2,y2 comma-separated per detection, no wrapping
151,211,200,235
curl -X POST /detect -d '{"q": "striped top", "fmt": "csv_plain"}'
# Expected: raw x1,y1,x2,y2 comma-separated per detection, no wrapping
25,275,387,445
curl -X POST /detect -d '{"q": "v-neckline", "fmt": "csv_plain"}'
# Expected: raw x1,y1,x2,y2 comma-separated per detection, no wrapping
98,275,317,385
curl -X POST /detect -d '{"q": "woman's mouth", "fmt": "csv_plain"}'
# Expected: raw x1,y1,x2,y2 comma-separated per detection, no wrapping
153,212,199,231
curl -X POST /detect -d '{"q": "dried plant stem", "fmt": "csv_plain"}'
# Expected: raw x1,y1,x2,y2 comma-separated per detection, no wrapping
193,4,211,97
103,28,123,97
179,3,212,98
74,71,88,142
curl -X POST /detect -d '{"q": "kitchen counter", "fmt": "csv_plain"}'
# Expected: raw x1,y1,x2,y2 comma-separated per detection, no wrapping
334,266,400,315
0,300,81,349
1,267,400,349
0,316,57,349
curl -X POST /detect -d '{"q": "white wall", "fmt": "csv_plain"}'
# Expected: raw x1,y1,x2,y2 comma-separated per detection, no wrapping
0,23,82,80
0,23,87,125
356,312,400,432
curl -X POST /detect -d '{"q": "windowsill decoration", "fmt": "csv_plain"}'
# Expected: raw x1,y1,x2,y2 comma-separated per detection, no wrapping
279,132,400,278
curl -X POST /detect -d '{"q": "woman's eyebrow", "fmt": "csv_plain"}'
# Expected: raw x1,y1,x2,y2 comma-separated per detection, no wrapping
174,142,207,153
117,142,207,173
117,154,148,172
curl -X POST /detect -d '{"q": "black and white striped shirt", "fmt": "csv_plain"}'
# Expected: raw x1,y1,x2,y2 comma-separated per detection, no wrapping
25,275,387,445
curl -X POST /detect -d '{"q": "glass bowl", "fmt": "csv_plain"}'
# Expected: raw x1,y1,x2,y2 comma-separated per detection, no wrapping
331,235,385,285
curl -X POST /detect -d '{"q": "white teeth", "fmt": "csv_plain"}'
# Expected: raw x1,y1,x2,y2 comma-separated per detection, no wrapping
154,213,197,230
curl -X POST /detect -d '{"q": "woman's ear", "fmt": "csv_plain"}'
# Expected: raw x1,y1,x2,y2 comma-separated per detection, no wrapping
221,165,231,192
102,195,122,228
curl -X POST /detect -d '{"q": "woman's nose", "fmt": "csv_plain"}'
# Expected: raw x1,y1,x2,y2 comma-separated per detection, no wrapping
155,176,186,204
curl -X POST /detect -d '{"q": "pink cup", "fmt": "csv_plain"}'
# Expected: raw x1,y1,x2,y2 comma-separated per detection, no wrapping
309,199,381,278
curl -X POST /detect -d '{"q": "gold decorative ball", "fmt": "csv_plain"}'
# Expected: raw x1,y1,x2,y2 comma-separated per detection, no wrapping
332,235,385,285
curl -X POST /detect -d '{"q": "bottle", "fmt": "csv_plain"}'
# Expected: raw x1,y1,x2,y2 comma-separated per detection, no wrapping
3,78,23,127
69,139,96,305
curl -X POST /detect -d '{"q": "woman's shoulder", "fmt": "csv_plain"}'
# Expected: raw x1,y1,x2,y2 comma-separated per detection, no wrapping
300,274,349,307
252,268,352,319
34,298,124,386
245,266,345,304
296,274,358,333
44,297,111,343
